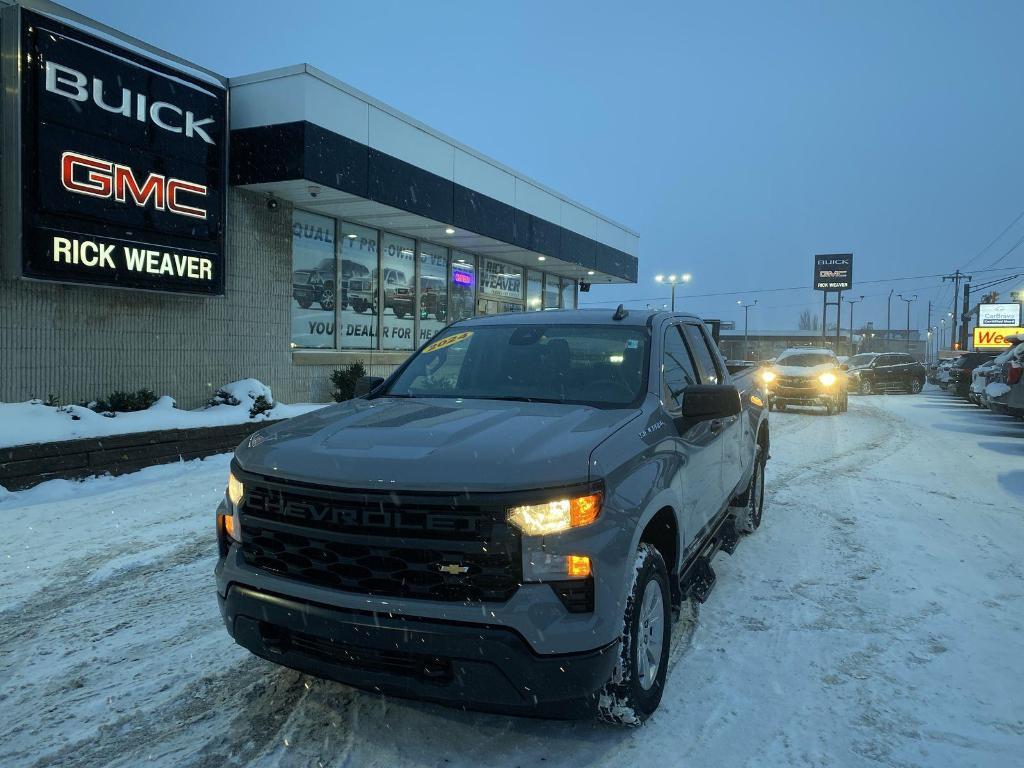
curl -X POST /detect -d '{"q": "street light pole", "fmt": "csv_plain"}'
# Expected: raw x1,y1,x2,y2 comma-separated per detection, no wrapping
846,295,864,355
654,273,692,313
898,293,917,355
737,299,757,359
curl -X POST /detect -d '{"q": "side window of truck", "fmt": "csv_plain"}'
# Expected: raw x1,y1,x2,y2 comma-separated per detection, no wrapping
663,325,699,413
682,324,721,384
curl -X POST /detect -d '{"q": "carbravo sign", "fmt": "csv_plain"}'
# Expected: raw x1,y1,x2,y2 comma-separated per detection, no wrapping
5,8,227,294
813,253,854,291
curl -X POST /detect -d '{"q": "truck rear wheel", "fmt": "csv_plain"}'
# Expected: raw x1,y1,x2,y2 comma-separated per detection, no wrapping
597,543,671,726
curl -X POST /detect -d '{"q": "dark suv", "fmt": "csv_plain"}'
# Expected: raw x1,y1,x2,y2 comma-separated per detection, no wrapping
292,258,338,311
948,352,997,399
847,352,926,394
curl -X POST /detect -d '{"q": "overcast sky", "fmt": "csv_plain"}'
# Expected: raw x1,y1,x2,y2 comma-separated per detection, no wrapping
71,0,1024,332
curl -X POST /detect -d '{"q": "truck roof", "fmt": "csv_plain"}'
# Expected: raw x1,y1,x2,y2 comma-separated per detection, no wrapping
452,308,701,328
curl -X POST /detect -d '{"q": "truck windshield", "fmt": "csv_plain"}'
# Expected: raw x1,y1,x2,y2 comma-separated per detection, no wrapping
777,353,835,367
385,324,649,407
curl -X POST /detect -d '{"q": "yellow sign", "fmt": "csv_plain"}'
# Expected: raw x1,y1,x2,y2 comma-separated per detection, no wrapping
422,330,473,354
974,327,1024,349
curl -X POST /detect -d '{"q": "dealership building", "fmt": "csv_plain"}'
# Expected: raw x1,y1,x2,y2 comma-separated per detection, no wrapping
0,1,638,407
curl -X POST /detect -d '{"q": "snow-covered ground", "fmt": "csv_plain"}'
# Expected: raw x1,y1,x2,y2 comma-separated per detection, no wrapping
2,388,1022,767
0,379,326,449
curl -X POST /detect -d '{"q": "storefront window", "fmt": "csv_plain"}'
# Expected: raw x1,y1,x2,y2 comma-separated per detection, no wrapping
450,253,476,322
380,233,416,351
480,258,524,302
418,242,448,345
527,270,543,311
339,222,378,350
561,278,576,310
291,210,337,349
543,273,560,309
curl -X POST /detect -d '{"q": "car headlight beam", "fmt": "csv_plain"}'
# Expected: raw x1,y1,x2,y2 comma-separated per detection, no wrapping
760,370,776,384
819,372,837,387
508,492,602,536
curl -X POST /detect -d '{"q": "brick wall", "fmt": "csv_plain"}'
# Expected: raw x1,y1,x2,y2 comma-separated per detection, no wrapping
1,189,300,409
1,188,406,409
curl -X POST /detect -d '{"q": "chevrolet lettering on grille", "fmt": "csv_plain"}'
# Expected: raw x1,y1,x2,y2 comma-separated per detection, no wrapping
244,490,480,535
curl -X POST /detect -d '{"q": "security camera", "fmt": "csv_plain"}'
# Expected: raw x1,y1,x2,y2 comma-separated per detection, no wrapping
266,196,279,211
308,185,321,199
579,281,591,292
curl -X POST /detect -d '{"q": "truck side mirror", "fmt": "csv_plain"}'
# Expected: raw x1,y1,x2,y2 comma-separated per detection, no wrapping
353,375,385,398
678,385,741,431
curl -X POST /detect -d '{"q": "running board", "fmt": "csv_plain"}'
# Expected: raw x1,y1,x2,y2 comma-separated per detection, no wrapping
686,558,717,603
677,511,734,604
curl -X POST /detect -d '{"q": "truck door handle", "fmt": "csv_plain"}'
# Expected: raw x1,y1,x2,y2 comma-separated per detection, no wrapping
709,419,724,434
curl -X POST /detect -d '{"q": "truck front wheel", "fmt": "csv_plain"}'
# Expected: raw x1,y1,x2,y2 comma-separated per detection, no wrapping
597,543,671,726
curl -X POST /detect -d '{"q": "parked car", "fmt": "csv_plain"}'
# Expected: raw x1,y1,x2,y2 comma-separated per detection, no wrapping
969,359,999,406
985,337,1024,417
948,352,997,399
846,352,926,395
846,352,880,372
216,309,770,724
936,359,956,389
760,347,848,414
292,257,338,311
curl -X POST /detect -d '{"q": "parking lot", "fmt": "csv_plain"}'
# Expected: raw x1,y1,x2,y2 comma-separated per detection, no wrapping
2,388,1022,768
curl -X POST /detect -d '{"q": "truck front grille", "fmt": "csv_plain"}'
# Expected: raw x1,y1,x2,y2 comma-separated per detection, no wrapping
238,478,522,603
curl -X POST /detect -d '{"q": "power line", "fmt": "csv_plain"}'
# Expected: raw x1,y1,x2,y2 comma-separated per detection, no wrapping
961,204,1024,269
579,264,1024,306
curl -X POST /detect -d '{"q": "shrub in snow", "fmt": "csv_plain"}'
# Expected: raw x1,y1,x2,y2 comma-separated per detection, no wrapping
330,363,367,402
88,389,158,415
208,379,276,419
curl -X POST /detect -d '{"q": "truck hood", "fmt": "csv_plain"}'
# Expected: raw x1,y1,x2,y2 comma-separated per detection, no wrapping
235,397,642,492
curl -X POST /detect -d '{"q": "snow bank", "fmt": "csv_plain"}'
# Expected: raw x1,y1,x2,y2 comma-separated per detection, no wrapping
0,379,326,449
985,382,1011,398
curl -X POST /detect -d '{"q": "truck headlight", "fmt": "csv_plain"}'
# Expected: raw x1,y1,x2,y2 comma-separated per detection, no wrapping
760,370,776,384
221,470,244,543
227,471,244,507
819,372,837,387
508,492,602,536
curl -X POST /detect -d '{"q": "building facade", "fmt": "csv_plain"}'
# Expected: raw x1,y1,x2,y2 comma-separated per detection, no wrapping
0,2,638,407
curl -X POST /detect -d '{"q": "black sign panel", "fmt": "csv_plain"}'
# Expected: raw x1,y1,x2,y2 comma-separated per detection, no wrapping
19,10,227,294
813,253,853,291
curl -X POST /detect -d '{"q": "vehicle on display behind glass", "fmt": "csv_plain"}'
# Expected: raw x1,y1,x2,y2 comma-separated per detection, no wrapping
846,352,926,395
292,257,339,311
759,347,848,414
215,309,770,725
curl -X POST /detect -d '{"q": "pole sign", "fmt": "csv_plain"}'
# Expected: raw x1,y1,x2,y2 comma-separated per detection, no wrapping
974,327,1023,349
978,303,1021,328
813,253,853,291
9,9,227,294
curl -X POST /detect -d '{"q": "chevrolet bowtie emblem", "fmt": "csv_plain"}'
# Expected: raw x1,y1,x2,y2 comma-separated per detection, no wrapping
437,563,469,575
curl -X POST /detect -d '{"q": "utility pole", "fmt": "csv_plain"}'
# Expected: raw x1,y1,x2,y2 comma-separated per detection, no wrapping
942,270,971,351
898,294,917,355
926,301,932,362
737,299,757,359
960,282,972,351
847,295,864,355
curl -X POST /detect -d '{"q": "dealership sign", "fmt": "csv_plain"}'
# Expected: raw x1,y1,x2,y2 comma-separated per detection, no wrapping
974,327,1023,349
813,253,854,291
5,9,227,294
480,258,523,299
978,303,1021,328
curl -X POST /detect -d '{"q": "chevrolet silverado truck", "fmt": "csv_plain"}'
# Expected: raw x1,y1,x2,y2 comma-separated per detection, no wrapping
215,308,770,725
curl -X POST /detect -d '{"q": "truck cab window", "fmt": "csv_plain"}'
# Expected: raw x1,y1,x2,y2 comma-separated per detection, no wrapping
682,323,721,384
663,325,698,412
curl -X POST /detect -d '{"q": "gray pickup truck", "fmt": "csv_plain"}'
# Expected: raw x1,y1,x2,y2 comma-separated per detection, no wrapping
215,308,769,725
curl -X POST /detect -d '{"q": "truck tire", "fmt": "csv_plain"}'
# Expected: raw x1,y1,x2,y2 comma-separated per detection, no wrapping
296,297,312,309
733,450,765,533
319,283,336,311
597,543,671,726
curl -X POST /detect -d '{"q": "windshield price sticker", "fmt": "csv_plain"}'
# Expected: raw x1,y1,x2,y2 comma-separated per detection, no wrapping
423,331,473,354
